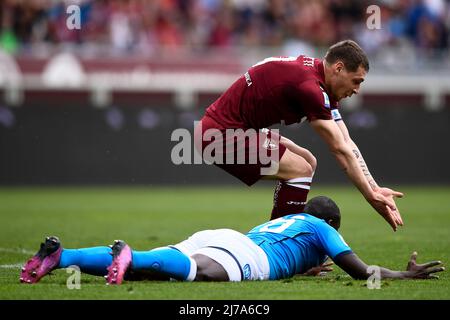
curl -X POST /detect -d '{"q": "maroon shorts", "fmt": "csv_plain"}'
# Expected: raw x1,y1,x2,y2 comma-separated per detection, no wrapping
195,116,286,186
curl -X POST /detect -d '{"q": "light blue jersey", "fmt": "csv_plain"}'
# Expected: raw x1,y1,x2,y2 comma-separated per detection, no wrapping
246,213,352,280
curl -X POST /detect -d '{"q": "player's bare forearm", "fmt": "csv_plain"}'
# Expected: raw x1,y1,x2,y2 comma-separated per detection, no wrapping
379,268,408,279
347,265,406,280
335,252,445,280
337,142,403,229
335,120,379,190
348,140,379,191
311,119,401,230
344,134,404,227
310,120,374,199
332,145,374,199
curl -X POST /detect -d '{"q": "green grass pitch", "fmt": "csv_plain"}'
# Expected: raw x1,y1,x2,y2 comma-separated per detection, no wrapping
0,185,449,300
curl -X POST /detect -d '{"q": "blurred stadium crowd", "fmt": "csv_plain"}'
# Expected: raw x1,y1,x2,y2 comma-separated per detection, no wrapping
1,1,449,186
0,0,449,58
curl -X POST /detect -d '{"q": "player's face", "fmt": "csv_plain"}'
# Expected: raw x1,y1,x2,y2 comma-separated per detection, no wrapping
330,63,366,101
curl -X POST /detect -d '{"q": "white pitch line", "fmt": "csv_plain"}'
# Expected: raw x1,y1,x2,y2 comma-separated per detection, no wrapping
0,248,34,255
0,263,22,269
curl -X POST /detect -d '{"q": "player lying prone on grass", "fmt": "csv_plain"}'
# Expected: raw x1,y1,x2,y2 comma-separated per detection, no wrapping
20,196,444,285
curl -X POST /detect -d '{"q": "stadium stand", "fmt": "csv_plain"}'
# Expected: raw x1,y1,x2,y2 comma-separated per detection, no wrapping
0,0,449,185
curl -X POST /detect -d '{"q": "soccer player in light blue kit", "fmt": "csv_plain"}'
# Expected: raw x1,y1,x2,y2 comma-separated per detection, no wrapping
20,196,443,284
246,207,349,280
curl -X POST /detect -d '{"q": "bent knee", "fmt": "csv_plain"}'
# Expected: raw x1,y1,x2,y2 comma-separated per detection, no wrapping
280,152,314,178
296,161,314,177
309,155,317,172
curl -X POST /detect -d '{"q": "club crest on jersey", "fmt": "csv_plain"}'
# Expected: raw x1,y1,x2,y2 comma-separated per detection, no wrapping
262,136,279,150
243,264,251,280
322,92,330,109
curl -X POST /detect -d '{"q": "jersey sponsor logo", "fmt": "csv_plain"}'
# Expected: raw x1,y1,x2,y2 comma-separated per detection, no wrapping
331,109,342,121
322,92,330,109
243,264,251,280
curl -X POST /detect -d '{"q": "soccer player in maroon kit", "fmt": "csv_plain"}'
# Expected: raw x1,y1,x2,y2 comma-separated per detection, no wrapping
196,40,404,231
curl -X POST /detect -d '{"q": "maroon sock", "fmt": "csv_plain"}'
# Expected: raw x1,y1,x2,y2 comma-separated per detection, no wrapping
271,180,310,220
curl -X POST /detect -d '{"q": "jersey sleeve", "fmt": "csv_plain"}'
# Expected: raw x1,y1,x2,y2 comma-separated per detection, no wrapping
314,222,352,259
296,80,333,122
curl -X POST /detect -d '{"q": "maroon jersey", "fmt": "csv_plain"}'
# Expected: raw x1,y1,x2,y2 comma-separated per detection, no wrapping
205,55,339,129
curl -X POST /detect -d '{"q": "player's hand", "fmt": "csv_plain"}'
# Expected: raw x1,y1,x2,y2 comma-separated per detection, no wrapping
376,187,404,199
404,251,445,279
367,191,400,231
302,260,334,276
375,187,404,226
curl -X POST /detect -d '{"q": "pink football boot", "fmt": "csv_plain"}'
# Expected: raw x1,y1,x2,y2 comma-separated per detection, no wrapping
20,236,62,284
105,240,132,285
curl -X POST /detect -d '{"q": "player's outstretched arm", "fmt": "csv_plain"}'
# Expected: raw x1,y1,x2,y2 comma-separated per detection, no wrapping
335,120,404,225
310,119,401,231
334,251,445,280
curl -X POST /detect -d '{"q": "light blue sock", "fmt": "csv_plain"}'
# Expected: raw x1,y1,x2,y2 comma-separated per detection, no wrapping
59,247,113,276
131,247,196,281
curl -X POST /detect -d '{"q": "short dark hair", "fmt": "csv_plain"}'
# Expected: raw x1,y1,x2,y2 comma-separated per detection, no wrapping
304,196,340,222
324,40,369,72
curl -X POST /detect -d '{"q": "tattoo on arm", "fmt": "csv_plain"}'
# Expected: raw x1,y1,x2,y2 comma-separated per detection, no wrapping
368,180,378,190
353,148,370,177
352,148,378,190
